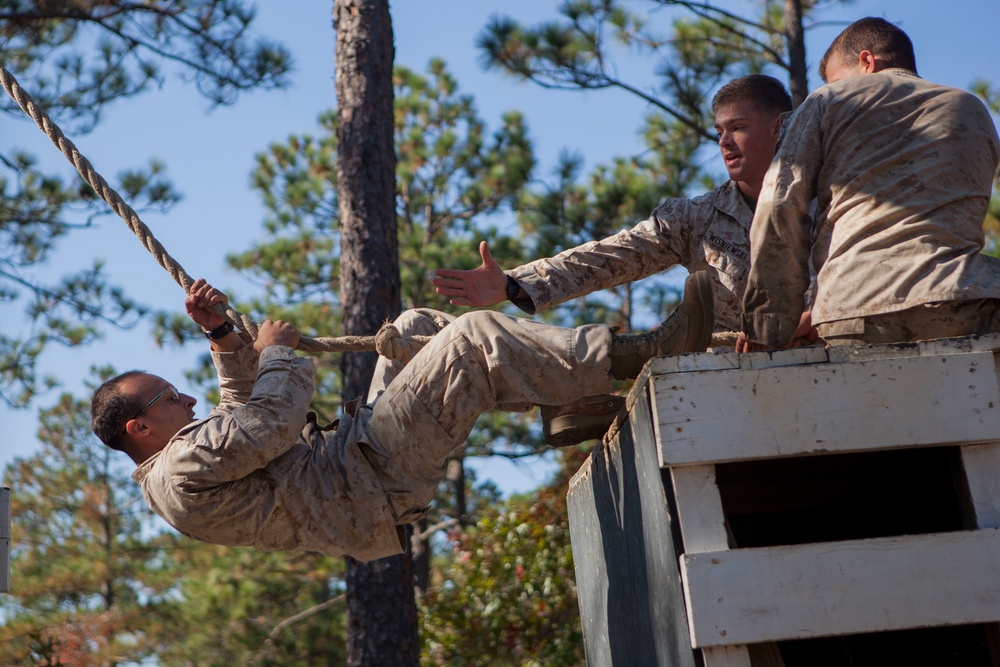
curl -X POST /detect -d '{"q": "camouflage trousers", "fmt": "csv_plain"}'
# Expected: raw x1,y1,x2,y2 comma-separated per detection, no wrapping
817,298,1000,346
359,308,614,523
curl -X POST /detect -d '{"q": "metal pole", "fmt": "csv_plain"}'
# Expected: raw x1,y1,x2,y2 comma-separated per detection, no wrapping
0,487,10,592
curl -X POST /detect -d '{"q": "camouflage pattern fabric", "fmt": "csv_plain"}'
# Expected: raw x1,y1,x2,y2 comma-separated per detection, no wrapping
134,310,614,561
744,68,1000,348
507,180,754,333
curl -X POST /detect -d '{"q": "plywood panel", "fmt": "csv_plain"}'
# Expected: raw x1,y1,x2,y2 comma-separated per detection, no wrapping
653,351,1000,466
567,388,698,667
681,529,1000,648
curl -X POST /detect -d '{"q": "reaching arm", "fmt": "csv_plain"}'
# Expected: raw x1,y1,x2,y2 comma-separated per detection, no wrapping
432,241,524,307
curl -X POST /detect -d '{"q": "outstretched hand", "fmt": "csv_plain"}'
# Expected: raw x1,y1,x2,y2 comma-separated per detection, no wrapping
432,241,508,307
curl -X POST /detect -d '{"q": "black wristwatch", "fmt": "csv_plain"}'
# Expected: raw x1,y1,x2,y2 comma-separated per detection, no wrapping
203,321,235,340
505,275,521,302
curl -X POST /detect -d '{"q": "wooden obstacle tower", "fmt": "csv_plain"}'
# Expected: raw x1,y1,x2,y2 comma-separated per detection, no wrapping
568,335,1000,666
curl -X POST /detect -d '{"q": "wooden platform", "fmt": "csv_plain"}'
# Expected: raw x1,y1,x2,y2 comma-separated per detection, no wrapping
567,334,1000,667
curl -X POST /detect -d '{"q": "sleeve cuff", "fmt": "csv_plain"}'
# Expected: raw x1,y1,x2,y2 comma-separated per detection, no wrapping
741,312,796,348
503,272,537,314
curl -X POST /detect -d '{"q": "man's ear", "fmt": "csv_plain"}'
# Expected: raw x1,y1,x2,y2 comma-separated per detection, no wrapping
124,418,148,439
858,49,879,74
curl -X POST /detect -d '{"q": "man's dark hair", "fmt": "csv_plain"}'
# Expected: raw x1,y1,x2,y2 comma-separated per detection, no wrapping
91,370,146,451
711,74,793,117
819,17,917,82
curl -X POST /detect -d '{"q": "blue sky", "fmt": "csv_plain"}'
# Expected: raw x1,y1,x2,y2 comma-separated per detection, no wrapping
3,0,999,493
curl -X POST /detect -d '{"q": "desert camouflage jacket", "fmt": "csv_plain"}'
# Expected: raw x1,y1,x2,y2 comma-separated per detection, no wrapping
508,180,755,332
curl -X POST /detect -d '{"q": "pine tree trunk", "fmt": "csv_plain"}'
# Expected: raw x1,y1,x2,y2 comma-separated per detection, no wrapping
333,0,416,664
784,0,808,107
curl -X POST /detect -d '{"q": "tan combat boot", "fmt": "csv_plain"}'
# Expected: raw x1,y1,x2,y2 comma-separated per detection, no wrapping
608,270,714,380
539,271,714,447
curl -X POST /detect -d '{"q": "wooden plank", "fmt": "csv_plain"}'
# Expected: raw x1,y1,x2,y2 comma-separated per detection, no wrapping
0,487,9,593
962,443,1000,529
567,387,698,667
738,345,828,370
680,528,1000,648
647,351,741,375
671,466,728,553
653,351,1000,466
702,646,753,667
824,332,1000,365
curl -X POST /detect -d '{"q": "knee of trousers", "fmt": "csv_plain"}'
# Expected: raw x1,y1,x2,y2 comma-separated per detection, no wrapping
392,308,454,337
450,310,511,340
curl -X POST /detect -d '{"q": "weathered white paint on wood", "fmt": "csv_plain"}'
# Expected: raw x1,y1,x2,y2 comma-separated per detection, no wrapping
653,351,1000,466
681,528,1000,648
962,443,1000,529
825,333,1000,365
647,351,741,376
671,466,728,553
702,645,753,667
739,345,829,370
0,487,10,593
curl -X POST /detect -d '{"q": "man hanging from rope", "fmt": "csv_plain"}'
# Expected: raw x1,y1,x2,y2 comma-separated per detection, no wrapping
90,276,712,560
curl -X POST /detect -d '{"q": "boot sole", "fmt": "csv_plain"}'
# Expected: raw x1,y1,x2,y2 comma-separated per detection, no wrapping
544,412,621,447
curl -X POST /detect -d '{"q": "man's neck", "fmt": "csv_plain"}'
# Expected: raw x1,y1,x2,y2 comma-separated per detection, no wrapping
737,180,759,212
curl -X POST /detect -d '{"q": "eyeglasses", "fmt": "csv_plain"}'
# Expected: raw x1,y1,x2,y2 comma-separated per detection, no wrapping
132,384,179,420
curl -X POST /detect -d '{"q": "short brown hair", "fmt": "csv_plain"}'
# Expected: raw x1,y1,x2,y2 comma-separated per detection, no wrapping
819,17,917,82
711,74,792,117
91,370,146,451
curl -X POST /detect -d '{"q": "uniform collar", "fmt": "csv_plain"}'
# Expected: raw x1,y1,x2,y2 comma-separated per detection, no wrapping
715,180,755,231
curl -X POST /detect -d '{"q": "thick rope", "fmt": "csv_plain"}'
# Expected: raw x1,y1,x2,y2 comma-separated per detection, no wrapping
0,61,433,358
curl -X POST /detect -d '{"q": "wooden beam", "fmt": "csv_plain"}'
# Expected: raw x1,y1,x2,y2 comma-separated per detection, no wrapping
671,465,728,553
681,528,1000,648
963,443,1000,529
653,351,1000,466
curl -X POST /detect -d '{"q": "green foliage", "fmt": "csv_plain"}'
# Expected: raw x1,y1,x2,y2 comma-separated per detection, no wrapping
155,547,348,667
0,154,170,407
476,0,802,141
0,377,179,666
1,0,293,129
420,475,584,667
1,0,292,408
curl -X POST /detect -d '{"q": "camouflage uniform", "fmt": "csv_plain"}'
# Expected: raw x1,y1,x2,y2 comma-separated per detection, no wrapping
744,69,1000,347
132,310,614,561
507,180,755,332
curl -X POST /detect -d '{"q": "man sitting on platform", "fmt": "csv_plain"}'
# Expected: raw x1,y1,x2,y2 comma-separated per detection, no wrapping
741,17,1000,351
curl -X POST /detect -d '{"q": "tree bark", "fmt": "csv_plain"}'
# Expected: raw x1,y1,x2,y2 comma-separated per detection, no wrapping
333,0,415,665
784,0,808,107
